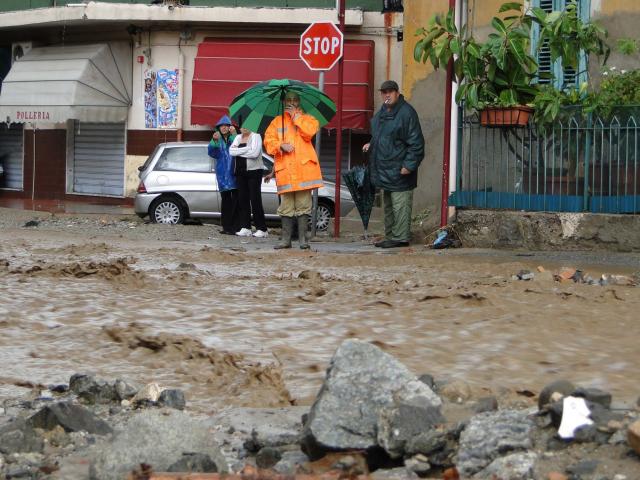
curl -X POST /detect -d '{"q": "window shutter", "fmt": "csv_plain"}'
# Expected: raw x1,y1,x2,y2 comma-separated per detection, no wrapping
532,0,589,89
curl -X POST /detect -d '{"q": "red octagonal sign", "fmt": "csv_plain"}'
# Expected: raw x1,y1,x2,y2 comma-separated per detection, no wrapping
299,22,344,71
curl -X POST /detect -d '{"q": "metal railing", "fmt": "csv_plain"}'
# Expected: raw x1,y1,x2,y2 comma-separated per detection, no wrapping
450,106,640,214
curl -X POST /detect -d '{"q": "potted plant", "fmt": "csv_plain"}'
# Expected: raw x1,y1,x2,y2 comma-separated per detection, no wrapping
414,1,539,127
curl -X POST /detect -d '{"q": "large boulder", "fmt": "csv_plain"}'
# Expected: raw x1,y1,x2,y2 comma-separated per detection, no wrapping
300,340,442,459
0,418,44,455
28,402,112,435
89,410,227,480
456,409,534,478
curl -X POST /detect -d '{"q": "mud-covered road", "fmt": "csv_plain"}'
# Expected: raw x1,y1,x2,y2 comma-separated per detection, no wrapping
1,208,639,415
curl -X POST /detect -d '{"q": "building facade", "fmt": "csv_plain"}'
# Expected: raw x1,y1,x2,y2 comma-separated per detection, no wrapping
0,0,403,205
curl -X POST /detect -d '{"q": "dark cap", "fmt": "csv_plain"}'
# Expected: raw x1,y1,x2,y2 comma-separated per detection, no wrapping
379,80,399,91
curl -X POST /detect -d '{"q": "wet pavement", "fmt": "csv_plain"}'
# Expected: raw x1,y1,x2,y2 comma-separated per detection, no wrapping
1,207,639,415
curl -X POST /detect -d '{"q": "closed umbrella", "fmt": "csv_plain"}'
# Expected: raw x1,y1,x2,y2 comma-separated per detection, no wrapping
342,165,376,237
228,79,336,133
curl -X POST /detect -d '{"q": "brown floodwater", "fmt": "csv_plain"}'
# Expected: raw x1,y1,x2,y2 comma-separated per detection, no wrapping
1,227,639,414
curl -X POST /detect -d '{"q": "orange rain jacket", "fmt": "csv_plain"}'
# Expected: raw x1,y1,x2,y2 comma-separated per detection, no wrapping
264,111,323,195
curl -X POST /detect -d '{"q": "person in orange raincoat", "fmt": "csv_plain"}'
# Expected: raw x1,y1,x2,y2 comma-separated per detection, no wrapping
264,91,323,249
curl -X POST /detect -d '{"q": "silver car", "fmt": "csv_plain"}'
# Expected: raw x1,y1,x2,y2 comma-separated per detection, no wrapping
134,142,354,231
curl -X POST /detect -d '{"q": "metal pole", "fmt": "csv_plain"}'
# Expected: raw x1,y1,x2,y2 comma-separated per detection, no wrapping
334,0,345,238
440,0,456,227
312,71,325,239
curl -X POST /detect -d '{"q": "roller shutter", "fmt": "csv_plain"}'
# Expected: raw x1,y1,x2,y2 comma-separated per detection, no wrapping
0,125,23,190
72,122,125,196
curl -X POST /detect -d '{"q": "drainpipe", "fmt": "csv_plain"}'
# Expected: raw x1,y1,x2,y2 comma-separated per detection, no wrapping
448,0,462,219
31,123,36,201
176,43,185,141
440,0,457,228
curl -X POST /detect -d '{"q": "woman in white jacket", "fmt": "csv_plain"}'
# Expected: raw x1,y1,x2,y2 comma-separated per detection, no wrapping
229,126,268,237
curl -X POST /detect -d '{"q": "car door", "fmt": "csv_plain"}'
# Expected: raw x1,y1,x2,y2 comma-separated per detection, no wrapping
150,145,219,215
260,155,280,216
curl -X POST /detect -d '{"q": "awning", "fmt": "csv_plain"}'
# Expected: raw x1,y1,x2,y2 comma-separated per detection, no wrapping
0,43,132,124
191,38,374,131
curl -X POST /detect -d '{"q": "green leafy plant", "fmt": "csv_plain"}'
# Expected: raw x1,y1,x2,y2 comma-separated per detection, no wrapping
531,0,609,74
616,38,639,56
589,67,640,117
413,2,539,110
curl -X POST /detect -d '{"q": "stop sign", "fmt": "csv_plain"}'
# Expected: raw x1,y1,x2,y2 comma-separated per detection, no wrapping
299,22,344,71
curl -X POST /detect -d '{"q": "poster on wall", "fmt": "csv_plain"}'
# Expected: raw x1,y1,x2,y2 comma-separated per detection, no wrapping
144,68,179,129
144,70,157,129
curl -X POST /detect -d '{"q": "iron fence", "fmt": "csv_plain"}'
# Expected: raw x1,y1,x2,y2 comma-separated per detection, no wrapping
450,106,640,213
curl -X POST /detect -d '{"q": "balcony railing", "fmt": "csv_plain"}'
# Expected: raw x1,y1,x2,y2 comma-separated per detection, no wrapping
450,106,640,214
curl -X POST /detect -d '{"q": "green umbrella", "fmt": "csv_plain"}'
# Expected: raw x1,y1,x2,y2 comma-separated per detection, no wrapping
229,79,336,134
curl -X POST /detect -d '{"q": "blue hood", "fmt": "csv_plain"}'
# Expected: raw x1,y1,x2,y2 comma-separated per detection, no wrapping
216,115,232,127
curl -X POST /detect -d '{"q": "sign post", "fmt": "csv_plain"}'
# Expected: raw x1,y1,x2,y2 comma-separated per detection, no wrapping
300,21,344,237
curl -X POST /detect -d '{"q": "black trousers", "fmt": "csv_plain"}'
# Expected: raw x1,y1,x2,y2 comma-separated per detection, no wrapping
220,189,238,233
236,169,267,231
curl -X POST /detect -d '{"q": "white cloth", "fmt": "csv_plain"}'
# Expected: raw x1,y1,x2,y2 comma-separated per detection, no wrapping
558,396,593,439
229,132,265,171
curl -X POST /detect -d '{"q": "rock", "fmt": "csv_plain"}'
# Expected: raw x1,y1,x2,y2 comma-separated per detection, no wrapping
300,340,441,460
547,472,568,480
474,396,499,413
212,406,307,450
158,389,186,410
371,466,419,479
377,403,446,458
89,409,227,480
572,387,612,409
131,383,163,404
69,374,118,405
404,454,431,476
405,429,447,457
476,451,537,480
439,380,473,403
538,380,575,410
167,452,218,473
566,459,599,477
255,447,283,469
418,374,436,391
455,409,534,477
28,402,112,435
114,379,138,401
627,420,640,455
608,429,627,445
273,449,310,474
573,424,598,443
0,418,44,454
48,384,69,393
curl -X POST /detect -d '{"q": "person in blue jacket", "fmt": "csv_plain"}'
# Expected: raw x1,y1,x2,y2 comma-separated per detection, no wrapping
208,115,238,234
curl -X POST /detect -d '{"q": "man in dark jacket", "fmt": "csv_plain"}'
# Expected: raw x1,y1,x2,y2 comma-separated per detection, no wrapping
363,80,425,248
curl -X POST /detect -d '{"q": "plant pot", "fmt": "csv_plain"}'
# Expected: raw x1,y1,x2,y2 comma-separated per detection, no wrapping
480,106,534,127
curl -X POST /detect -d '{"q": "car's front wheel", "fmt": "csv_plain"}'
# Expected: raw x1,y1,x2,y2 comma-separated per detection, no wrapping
314,201,333,232
150,197,186,224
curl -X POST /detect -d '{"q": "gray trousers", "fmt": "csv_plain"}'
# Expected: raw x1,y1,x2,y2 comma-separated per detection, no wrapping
383,189,413,242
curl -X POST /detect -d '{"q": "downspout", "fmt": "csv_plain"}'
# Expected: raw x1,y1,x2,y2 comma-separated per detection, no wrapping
448,0,462,218
31,123,36,201
440,0,457,227
176,40,185,141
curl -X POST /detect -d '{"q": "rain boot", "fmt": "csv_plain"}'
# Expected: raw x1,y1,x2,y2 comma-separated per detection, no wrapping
298,214,310,249
274,216,293,249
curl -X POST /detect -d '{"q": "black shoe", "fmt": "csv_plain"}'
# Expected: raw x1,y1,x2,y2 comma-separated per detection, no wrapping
220,230,235,235
380,240,410,249
374,239,389,247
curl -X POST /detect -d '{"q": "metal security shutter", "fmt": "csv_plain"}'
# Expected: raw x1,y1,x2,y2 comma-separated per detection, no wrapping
0,125,23,190
73,122,125,196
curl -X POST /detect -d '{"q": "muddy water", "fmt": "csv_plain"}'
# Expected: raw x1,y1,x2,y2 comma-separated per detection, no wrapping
1,228,639,414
